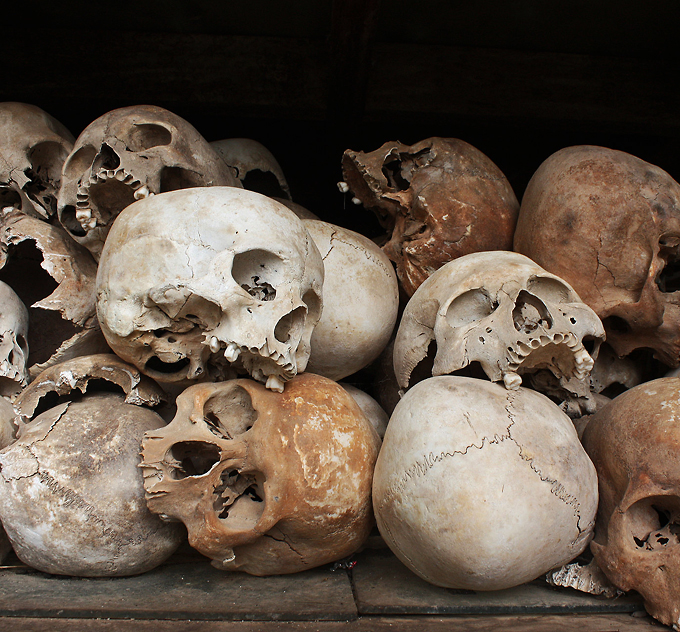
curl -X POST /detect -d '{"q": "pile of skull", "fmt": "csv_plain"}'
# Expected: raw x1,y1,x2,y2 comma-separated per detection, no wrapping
0,102,678,627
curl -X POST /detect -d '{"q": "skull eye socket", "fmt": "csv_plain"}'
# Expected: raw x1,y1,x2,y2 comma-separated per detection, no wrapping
203,385,258,439
232,250,285,301
446,289,497,328
626,496,680,552
62,145,97,180
169,441,221,479
526,276,574,303
126,123,172,152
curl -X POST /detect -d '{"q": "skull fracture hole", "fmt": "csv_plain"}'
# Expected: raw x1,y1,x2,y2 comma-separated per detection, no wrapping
169,441,221,479
628,497,680,551
512,291,553,333
203,387,258,439
213,469,266,529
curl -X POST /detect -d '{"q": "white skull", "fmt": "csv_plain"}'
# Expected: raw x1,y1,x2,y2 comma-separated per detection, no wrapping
141,373,380,575
0,102,74,220
373,375,598,590
393,251,605,393
58,105,240,260
0,280,29,399
211,138,291,200
96,187,324,391
304,219,399,381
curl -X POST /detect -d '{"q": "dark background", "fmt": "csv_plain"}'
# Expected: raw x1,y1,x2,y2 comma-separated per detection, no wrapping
8,0,680,237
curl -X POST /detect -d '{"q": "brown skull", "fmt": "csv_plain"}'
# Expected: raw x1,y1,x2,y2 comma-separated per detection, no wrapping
342,137,519,296
58,105,240,259
141,373,380,575
581,377,680,628
514,145,680,369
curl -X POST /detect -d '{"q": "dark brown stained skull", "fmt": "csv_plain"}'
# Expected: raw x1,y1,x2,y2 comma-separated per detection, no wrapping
0,102,74,220
141,372,380,575
341,137,519,296
582,378,680,629
58,105,240,260
514,145,680,369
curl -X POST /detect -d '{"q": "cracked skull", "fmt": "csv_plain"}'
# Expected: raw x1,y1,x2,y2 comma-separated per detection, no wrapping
58,104,240,259
373,376,598,590
341,137,519,296
0,280,29,400
514,145,680,369
141,373,381,575
0,389,183,576
0,102,74,220
582,377,680,629
95,186,324,391
393,251,605,394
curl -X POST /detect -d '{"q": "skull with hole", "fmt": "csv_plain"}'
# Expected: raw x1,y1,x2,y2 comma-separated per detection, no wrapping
0,209,106,377
393,251,605,394
58,105,240,260
514,145,680,369
0,102,74,220
141,373,380,575
582,378,680,629
95,187,324,391
0,280,29,400
341,138,519,296
211,138,291,200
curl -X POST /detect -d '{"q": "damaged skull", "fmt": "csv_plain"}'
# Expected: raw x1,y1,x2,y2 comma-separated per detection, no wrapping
373,376,598,590
582,378,680,629
141,372,380,575
0,102,74,220
96,186,324,391
514,145,680,368
341,137,519,296
58,104,240,259
393,251,605,393
0,280,29,400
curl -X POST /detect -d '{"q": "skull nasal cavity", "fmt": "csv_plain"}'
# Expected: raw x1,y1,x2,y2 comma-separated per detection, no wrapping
92,143,121,172
512,291,552,333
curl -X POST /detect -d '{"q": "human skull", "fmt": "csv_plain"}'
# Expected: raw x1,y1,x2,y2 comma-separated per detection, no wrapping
58,105,240,259
211,138,291,200
141,373,380,575
373,376,598,590
0,354,180,576
0,102,74,220
514,145,680,368
0,208,106,375
341,137,519,296
581,378,680,629
96,187,324,391
0,280,29,400
393,251,605,393
304,220,399,381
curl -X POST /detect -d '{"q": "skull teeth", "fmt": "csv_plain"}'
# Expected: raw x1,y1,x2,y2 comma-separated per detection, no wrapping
503,373,522,390
507,333,595,381
224,342,240,363
266,374,286,392
134,185,151,200
208,336,221,354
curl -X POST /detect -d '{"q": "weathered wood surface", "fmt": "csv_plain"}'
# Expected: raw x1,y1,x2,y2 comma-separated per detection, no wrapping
352,549,644,615
0,560,356,621
0,613,666,631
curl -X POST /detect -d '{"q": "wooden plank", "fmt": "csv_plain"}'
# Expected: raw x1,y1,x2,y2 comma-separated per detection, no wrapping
0,560,356,621
0,613,660,632
352,549,644,615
